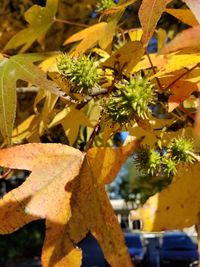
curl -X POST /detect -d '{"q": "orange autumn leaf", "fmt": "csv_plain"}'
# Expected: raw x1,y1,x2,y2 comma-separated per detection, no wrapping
139,0,172,46
159,72,200,111
184,0,200,24
161,25,200,54
165,8,198,27
0,140,140,267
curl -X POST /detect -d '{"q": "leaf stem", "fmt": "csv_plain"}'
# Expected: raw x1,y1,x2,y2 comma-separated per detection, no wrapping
0,168,12,179
86,110,105,150
145,49,163,90
54,18,88,28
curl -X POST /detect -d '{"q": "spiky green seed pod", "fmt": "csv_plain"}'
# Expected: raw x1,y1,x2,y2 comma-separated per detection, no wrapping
167,137,195,163
57,54,101,94
163,158,177,177
134,146,161,176
106,74,155,124
96,0,116,13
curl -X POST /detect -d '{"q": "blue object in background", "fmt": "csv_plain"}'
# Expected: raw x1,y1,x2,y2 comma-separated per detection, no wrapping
78,233,146,267
148,37,158,53
160,231,199,265
78,234,107,267
125,233,146,264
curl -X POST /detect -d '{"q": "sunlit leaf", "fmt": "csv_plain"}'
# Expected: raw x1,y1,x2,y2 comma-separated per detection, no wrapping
103,41,145,75
139,0,172,46
49,106,94,145
0,140,140,266
0,53,62,144
184,0,200,24
136,161,200,231
156,51,200,76
64,22,115,54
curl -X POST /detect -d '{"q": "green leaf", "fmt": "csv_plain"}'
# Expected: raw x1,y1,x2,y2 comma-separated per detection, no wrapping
4,0,58,52
0,53,63,144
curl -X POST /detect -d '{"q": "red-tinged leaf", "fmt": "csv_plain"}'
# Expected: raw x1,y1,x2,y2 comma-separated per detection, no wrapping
184,0,200,24
160,73,200,111
160,25,200,54
165,8,198,26
139,0,172,46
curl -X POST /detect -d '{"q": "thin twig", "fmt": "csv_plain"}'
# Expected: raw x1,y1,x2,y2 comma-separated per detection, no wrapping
178,105,195,121
54,18,88,28
145,49,163,90
86,110,105,150
164,63,200,91
0,169,12,179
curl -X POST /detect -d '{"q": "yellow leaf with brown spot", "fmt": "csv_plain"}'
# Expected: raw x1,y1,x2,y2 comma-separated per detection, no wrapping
0,140,140,266
103,41,145,75
136,162,200,232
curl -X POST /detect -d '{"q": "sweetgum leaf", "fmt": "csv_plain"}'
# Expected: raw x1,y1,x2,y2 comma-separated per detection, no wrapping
0,140,140,266
103,41,145,75
160,25,200,54
139,0,172,46
4,0,58,52
0,54,65,144
184,0,200,24
49,106,93,145
136,161,200,232
165,8,198,26
64,10,124,54
64,22,115,54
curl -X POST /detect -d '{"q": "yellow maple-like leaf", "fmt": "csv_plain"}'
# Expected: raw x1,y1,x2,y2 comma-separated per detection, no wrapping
63,22,115,54
103,41,145,75
136,162,200,232
49,106,93,145
156,51,200,77
0,140,141,266
4,0,58,52
63,8,124,54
